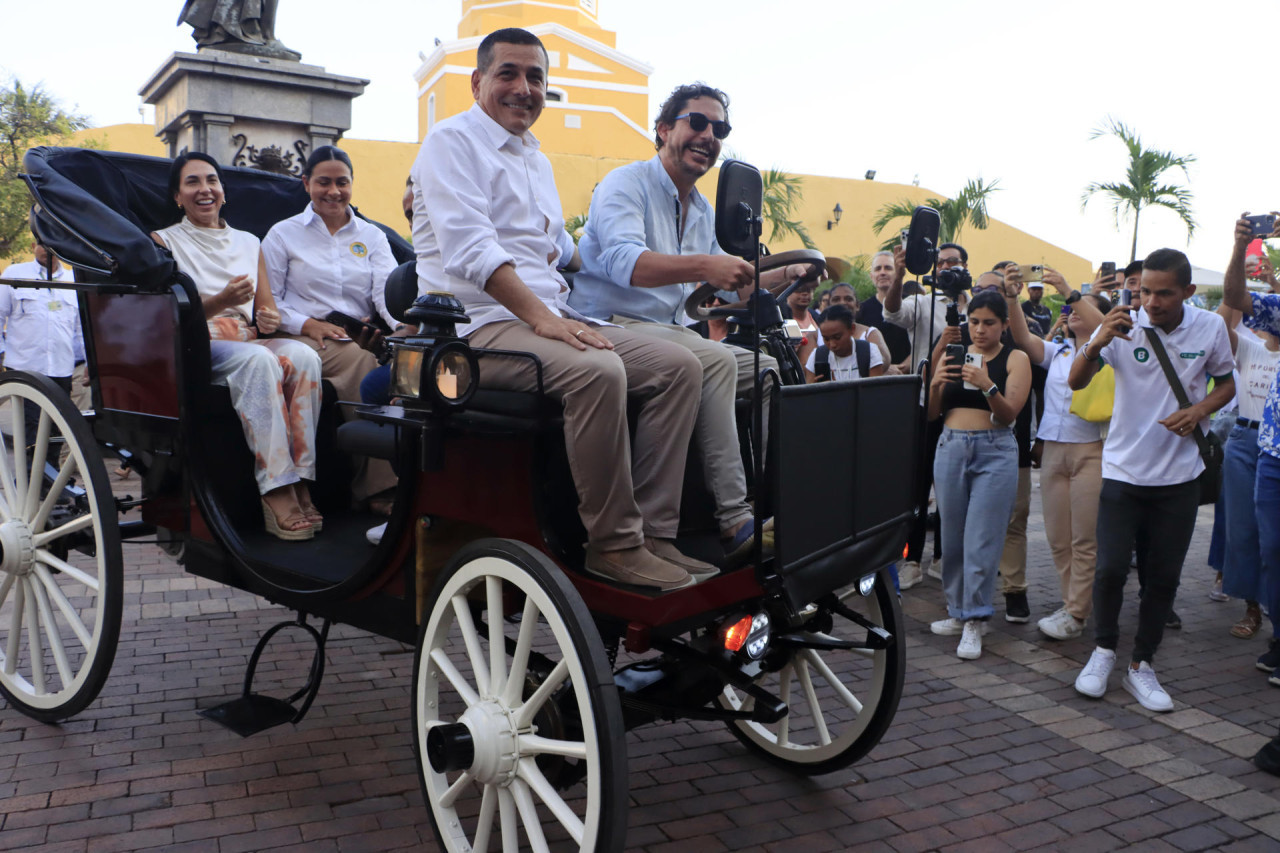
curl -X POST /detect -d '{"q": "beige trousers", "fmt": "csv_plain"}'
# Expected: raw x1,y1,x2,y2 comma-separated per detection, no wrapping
1040,440,1103,620
282,335,397,502
611,318,765,534
998,467,1032,594
468,320,701,550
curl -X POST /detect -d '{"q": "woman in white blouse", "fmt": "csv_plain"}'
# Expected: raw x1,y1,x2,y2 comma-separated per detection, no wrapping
1003,272,1109,641
152,152,323,541
261,146,398,512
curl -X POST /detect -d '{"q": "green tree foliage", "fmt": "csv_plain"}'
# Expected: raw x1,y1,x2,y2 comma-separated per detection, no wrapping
1081,117,1196,263
0,79,91,260
564,212,588,245
870,178,1000,251
761,169,816,250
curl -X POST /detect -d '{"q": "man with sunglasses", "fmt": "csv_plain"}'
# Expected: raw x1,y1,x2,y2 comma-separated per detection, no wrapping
570,83,814,564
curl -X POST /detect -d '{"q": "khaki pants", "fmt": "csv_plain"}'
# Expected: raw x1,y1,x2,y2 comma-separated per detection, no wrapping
1041,440,1103,621
998,466,1032,594
282,335,397,502
611,318,770,534
469,320,700,550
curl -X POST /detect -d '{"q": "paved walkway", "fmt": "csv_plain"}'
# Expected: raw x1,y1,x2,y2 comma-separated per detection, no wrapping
2,472,1279,852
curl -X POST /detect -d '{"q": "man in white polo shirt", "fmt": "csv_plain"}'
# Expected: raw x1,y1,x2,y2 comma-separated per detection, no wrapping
1067,248,1235,711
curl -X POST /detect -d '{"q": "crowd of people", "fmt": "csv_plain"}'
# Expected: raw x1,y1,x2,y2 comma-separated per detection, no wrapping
4,23,1279,772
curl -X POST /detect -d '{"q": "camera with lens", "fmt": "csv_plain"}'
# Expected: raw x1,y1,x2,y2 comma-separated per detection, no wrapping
924,266,973,299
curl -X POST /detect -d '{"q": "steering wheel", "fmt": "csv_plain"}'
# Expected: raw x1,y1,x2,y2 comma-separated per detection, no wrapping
683,249,827,324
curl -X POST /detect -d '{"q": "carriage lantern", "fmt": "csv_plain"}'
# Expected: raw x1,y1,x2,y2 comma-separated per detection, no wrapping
393,291,480,411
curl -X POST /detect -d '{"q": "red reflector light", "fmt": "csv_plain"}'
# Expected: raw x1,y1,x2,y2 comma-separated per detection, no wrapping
903,543,909,558
722,615,753,652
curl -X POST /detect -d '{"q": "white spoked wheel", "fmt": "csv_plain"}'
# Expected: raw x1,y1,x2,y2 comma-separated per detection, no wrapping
716,567,904,774
0,372,122,722
413,540,627,853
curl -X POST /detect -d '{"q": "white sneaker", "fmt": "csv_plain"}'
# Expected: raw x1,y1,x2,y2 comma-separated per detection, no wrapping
956,620,983,659
1037,608,1084,641
366,522,387,545
927,557,943,580
1074,647,1116,698
1123,661,1174,712
898,560,923,590
931,617,990,637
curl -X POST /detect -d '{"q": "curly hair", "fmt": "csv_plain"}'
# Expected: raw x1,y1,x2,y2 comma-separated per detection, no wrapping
653,83,729,151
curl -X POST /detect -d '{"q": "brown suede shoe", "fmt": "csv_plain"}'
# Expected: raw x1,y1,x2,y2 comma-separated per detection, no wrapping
584,545,694,592
644,537,719,583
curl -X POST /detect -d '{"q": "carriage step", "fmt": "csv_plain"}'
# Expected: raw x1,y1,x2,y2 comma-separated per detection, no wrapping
198,613,331,738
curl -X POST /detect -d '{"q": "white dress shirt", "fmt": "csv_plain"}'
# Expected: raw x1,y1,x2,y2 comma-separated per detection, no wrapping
1035,337,1104,444
0,261,83,375
411,104,590,336
883,290,967,366
1091,304,1234,486
261,205,398,335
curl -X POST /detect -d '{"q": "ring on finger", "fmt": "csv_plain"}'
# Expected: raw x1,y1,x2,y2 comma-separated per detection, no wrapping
574,329,584,338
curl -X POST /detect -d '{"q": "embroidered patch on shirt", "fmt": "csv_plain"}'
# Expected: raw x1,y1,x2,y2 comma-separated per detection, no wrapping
349,242,368,258
1133,347,1149,363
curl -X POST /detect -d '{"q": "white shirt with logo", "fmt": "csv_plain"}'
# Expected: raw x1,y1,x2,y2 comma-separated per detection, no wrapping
0,261,83,375
1091,303,1234,486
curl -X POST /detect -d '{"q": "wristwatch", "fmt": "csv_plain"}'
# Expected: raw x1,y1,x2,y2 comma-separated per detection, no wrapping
1065,290,1083,304
983,384,999,398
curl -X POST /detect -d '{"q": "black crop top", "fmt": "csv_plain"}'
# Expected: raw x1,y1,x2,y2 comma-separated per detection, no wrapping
940,344,1012,414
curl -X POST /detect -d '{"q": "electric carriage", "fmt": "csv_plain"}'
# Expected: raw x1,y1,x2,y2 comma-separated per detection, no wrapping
0,146,920,852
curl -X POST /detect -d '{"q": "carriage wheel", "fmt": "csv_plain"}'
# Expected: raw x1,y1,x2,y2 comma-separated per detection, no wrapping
413,540,627,853
715,567,904,774
0,372,122,721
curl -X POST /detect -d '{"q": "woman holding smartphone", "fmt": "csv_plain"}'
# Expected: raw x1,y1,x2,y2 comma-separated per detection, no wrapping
927,287,1031,659
262,146,401,514
1003,269,1110,641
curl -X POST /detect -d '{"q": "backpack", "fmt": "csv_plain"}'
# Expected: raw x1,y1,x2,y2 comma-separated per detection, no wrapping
814,338,872,380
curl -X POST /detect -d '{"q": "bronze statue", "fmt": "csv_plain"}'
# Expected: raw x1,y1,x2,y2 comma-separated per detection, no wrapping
178,0,301,61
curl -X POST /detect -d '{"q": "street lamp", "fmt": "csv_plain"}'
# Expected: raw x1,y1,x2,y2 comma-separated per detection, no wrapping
827,202,843,231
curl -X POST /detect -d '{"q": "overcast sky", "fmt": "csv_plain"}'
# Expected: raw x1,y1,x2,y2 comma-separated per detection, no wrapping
4,0,1274,271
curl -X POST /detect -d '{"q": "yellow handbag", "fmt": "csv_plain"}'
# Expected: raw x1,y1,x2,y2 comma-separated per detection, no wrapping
1069,364,1114,423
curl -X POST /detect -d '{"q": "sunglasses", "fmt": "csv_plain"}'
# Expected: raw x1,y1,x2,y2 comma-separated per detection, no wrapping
673,112,732,140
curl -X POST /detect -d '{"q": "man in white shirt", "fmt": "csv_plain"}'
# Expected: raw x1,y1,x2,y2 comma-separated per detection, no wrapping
1,239,85,466
410,28,708,592
1068,248,1235,712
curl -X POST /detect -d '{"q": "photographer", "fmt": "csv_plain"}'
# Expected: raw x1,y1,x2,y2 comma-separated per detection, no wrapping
1068,248,1235,712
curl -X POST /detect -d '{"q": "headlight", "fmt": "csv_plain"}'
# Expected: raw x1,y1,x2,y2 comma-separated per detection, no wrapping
391,341,479,409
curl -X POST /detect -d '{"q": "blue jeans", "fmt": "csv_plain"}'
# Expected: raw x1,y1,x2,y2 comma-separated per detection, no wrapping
1255,451,1280,638
934,427,1019,620
1223,425,1264,601
360,362,392,405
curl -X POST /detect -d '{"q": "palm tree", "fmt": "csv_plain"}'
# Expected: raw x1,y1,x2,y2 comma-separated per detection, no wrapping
870,178,1000,251
1081,117,1196,263
760,169,817,250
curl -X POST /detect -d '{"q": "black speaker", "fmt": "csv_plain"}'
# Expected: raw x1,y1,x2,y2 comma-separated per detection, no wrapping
904,206,940,276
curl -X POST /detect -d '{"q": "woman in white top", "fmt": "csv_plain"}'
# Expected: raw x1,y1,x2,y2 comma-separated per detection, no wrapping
785,280,821,367
1003,274,1110,640
261,146,399,510
1217,306,1280,638
152,152,323,541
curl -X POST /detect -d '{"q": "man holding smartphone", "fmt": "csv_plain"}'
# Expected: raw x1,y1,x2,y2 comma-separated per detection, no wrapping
1068,248,1235,711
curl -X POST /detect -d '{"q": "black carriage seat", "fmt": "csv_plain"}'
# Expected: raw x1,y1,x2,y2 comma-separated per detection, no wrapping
338,262,564,460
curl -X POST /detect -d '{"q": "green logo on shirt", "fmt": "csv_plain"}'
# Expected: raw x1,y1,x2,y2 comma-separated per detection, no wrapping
1179,350,1205,359
1134,347,1150,363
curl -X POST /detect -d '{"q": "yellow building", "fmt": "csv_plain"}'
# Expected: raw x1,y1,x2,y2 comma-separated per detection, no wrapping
67,0,1092,285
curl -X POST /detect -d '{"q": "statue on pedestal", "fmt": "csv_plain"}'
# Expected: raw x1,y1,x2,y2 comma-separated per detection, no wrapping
178,0,301,61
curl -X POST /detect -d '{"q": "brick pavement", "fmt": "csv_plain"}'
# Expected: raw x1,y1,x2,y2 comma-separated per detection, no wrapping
2,471,1279,852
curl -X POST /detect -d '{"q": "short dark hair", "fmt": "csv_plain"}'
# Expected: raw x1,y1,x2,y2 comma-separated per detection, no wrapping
168,151,223,199
828,282,856,299
967,289,1008,321
654,83,729,151
819,304,855,328
1142,248,1192,288
303,145,353,178
477,28,548,73
1123,260,1144,278
992,260,1014,271
939,242,968,264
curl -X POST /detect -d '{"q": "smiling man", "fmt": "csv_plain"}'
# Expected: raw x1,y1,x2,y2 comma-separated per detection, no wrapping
569,83,813,564
409,29,714,591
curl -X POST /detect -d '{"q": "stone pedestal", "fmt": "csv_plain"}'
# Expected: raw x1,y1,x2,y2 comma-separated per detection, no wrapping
139,51,368,175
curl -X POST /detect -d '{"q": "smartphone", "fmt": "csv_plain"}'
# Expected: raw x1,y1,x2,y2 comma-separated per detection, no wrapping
963,352,983,391
945,343,965,368
1099,261,1116,279
1117,289,1132,307
1246,214,1277,238
900,229,910,250
325,310,380,340
1061,304,1073,317
1022,264,1044,283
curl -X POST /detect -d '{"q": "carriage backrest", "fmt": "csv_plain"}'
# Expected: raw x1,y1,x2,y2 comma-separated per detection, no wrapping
23,147,414,288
